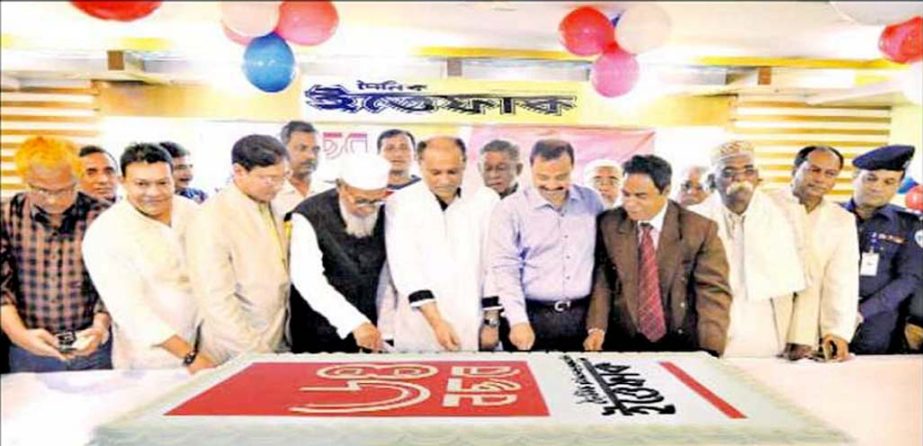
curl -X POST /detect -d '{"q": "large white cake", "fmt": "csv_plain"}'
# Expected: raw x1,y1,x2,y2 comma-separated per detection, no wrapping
92,352,850,445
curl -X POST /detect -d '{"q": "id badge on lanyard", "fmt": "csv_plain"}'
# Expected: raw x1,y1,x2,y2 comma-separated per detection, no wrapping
860,231,879,277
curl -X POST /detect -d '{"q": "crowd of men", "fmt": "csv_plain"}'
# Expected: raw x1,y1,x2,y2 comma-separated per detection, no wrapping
1,120,920,374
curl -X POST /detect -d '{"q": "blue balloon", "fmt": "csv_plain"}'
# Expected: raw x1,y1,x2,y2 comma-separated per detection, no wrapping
243,33,295,93
898,176,919,194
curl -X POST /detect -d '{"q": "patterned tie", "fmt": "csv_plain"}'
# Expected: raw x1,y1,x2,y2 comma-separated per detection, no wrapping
637,222,666,341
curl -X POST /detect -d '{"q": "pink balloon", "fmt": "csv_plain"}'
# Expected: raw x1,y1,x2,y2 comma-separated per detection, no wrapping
590,45,639,97
275,1,339,46
223,23,253,46
558,6,615,56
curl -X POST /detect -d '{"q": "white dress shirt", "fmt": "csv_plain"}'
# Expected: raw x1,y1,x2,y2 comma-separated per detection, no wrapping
82,197,199,369
185,184,290,365
385,181,499,352
271,176,334,218
289,213,370,339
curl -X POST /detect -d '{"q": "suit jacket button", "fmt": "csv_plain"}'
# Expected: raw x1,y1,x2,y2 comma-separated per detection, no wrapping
680,302,686,309
677,328,684,334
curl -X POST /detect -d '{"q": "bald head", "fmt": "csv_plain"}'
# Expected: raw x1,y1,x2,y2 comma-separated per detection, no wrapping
418,136,466,204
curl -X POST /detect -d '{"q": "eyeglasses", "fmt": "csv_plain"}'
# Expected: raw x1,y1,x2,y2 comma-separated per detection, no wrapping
27,183,77,200
252,174,287,186
719,167,758,180
681,182,707,192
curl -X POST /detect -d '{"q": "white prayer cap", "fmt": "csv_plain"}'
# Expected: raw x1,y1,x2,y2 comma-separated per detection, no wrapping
710,140,755,165
583,158,623,185
338,153,391,191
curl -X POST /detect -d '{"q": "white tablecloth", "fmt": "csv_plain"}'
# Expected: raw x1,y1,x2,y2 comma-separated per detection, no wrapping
1,355,920,446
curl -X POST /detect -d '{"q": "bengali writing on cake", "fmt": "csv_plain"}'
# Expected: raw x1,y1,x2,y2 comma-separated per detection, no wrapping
166,361,550,417
561,355,677,417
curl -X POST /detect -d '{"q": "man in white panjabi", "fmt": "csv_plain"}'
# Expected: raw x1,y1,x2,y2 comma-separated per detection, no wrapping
768,145,859,362
385,136,500,352
83,143,213,373
288,153,391,353
691,141,806,357
186,135,291,365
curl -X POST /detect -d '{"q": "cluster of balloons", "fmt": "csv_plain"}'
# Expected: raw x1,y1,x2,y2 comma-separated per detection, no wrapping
558,5,670,98
832,2,922,105
70,1,162,21
223,2,339,93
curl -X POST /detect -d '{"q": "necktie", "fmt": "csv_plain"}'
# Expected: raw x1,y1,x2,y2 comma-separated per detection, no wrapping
637,222,666,341
260,204,286,268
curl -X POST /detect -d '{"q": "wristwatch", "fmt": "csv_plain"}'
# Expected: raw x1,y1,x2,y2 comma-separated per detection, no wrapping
182,349,199,366
483,317,501,328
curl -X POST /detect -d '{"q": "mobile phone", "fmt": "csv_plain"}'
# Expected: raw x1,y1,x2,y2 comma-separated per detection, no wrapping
56,331,76,353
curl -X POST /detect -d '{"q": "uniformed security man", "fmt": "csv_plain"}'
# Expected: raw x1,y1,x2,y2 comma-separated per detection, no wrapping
843,144,923,354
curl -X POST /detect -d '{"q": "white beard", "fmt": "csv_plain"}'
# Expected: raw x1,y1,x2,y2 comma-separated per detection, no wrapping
339,200,379,238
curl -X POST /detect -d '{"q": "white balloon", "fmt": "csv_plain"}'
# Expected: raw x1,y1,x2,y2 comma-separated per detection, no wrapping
902,62,922,106
221,2,280,38
615,4,672,54
831,2,923,26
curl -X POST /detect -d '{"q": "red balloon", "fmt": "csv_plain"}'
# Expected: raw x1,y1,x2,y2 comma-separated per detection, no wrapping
591,45,639,97
223,23,253,46
70,1,162,21
879,16,923,64
275,1,339,46
907,185,923,211
559,6,615,56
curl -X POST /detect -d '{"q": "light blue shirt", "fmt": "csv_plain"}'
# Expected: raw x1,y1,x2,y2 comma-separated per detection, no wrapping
487,184,605,326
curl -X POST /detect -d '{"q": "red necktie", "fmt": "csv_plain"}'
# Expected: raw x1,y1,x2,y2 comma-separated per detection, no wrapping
637,223,666,341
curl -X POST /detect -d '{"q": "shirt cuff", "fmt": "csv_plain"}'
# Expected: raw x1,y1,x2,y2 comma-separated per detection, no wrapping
336,314,371,340
481,296,502,312
503,304,530,326
409,290,436,309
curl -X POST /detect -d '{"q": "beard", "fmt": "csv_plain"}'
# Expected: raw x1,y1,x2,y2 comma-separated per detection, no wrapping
339,200,379,238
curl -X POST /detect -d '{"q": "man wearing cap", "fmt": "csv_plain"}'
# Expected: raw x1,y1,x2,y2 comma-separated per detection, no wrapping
289,153,391,353
185,135,291,364
844,144,923,354
691,141,806,357
583,159,622,209
768,145,859,361
584,154,732,356
386,136,500,352
486,140,605,352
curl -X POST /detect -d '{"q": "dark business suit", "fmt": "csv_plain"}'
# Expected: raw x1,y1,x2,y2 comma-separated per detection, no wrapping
587,201,732,355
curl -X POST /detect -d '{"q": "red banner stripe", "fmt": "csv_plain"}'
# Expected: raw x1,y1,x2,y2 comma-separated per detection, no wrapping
659,361,746,419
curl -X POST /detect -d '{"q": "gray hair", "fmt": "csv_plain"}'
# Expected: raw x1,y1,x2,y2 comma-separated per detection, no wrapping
480,139,520,163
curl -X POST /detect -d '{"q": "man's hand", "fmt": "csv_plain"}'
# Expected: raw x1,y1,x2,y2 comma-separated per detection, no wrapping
583,329,605,351
73,326,107,357
187,351,216,375
14,328,66,361
432,319,460,351
784,343,814,361
509,323,535,351
821,334,850,362
352,322,383,352
479,325,499,351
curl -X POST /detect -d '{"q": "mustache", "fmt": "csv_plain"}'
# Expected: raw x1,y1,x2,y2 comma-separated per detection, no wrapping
726,181,754,195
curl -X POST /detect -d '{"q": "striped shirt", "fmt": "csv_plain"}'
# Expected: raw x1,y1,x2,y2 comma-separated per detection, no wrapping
1,192,109,333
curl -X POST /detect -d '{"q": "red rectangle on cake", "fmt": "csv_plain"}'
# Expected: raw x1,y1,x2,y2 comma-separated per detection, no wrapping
166,361,549,417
